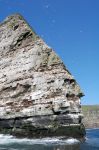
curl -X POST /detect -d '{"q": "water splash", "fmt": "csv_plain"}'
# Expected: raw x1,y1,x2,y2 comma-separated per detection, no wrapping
0,134,79,146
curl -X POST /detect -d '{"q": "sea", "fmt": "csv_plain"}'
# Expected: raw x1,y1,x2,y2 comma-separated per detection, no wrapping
0,129,99,150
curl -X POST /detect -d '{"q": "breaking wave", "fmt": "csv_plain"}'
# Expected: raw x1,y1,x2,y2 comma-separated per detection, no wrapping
0,134,79,145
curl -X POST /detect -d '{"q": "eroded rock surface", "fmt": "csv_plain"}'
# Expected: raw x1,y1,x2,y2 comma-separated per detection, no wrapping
0,14,85,138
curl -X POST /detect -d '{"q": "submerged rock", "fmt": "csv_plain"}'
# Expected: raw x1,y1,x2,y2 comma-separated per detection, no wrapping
0,14,85,138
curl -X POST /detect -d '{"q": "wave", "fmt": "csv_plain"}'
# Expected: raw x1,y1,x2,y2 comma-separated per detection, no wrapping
0,134,80,146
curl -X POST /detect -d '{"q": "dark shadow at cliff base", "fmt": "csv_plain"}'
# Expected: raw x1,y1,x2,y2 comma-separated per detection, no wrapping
0,122,86,141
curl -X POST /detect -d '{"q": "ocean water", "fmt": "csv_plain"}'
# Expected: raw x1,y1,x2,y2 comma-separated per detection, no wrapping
0,129,99,150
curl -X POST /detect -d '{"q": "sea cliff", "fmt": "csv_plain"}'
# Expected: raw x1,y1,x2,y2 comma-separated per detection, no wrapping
0,14,85,138
82,105,99,128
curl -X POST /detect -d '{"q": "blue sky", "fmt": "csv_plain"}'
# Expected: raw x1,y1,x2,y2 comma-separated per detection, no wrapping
0,0,99,105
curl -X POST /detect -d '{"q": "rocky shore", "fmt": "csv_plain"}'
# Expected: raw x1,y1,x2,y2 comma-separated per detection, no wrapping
0,14,85,138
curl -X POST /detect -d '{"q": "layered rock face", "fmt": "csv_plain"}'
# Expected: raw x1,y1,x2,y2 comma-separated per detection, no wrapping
0,14,85,138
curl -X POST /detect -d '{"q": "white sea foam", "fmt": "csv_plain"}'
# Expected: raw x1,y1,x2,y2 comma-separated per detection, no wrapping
0,134,80,145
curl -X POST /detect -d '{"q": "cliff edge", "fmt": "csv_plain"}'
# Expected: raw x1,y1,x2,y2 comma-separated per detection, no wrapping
0,14,85,138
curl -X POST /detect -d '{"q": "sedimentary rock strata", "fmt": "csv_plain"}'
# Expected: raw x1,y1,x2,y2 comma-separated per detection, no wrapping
0,14,85,138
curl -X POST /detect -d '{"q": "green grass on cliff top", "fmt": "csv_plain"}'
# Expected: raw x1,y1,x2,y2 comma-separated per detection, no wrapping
82,105,99,111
